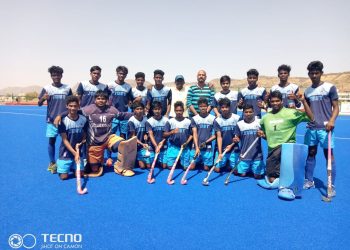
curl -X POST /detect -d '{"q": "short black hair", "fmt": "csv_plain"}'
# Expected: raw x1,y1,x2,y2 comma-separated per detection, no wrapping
135,72,145,79
197,97,208,106
278,64,291,73
307,61,324,73
154,69,165,77
247,69,259,77
66,95,80,105
95,90,109,99
220,75,231,84
243,103,254,111
132,101,145,110
116,65,128,74
90,65,101,72
174,101,184,110
48,66,63,75
218,97,231,107
151,101,162,110
270,90,283,101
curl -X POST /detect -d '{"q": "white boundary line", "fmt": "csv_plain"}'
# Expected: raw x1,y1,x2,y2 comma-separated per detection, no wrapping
0,111,45,117
297,134,350,140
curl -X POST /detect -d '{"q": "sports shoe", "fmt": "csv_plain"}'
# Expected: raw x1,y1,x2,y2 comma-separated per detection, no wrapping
47,162,57,174
303,180,315,189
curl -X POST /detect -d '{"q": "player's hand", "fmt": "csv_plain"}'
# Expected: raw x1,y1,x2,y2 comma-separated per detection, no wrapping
133,96,142,103
257,100,266,109
295,93,305,102
264,92,270,102
43,92,49,101
181,142,188,148
195,147,200,157
238,98,244,106
199,142,206,149
224,143,233,152
208,82,215,89
172,128,179,134
325,120,335,131
217,153,223,162
74,153,80,163
54,115,62,128
232,136,240,143
143,143,149,150
257,130,265,138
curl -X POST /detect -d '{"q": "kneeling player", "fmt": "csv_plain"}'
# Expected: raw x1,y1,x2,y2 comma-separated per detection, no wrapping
234,104,264,179
57,96,87,180
163,101,193,169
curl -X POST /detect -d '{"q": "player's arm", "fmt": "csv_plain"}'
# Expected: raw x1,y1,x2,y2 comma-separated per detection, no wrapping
207,88,215,113
182,134,193,148
326,99,339,131
163,127,179,138
216,130,224,160
76,82,83,102
296,93,314,121
237,92,244,109
187,88,198,116
61,133,79,161
165,89,172,117
38,88,49,106
192,126,200,155
146,90,152,114
148,129,158,149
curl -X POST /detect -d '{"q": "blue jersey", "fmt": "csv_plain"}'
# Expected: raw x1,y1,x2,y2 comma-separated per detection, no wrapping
190,114,215,147
270,83,300,108
58,114,87,160
76,81,108,107
145,116,169,151
212,90,238,114
235,118,262,161
38,84,72,123
108,81,133,112
128,116,148,149
147,86,172,116
238,86,266,118
213,114,240,152
304,82,338,129
132,86,148,106
164,118,191,147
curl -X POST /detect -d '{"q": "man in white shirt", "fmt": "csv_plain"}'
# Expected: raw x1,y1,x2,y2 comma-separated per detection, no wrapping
169,75,189,117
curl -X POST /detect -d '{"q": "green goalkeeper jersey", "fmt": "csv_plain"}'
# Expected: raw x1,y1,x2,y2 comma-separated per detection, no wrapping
260,107,309,151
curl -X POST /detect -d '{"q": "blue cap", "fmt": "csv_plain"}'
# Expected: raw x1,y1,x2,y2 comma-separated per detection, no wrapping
175,75,185,82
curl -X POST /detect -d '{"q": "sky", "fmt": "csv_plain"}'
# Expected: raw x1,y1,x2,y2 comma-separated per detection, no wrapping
1,0,349,88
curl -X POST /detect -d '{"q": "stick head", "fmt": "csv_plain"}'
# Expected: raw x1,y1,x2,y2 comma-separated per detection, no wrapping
224,180,229,186
77,187,88,195
181,179,187,185
321,195,332,202
167,179,175,185
202,180,209,186
147,178,156,184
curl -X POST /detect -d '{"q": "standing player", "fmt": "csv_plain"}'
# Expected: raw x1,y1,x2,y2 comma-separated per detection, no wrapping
38,66,72,173
213,98,241,173
132,72,148,107
270,65,301,108
108,65,133,139
146,101,169,169
234,104,264,179
258,91,313,186
128,102,149,169
57,96,87,180
76,66,109,108
212,75,238,116
163,101,193,169
237,69,267,118
303,61,339,196
189,98,216,171
146,69,172,117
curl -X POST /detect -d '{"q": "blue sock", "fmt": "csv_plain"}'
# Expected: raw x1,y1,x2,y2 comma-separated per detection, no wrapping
305,156,316,181
331,160,336,185
48,143,55,163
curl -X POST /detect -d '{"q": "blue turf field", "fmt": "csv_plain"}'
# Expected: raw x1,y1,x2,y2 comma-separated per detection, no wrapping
1,106,350,250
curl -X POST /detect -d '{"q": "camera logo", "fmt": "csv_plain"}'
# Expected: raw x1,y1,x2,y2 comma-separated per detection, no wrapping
8,234,36,249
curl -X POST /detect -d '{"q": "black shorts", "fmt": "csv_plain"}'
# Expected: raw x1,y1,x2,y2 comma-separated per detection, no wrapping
266,145,282,178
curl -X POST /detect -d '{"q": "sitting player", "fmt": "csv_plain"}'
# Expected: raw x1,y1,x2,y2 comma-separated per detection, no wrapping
145,101,169,169
213,98,240,173
57,96,87,180
234,104,264,179
128,102,149,169
189,98,216,171
163,101,193,169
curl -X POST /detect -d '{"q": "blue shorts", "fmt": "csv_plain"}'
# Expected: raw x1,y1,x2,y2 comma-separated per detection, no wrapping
237,160,265,175
304,129,335,148
112,118,128,135
166,144,190,168
214,151,239,169
137,148,152,164
149,150,168,165
46,123,58,137
190,148,214,167
57,158,84,174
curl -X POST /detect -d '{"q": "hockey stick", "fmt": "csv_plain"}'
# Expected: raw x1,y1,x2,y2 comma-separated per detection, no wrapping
322,131,332,202
202,144,232,186
167,146,184,185
147,152,159,184
224,137,260,185
181,155,198,185
75,141,88,195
